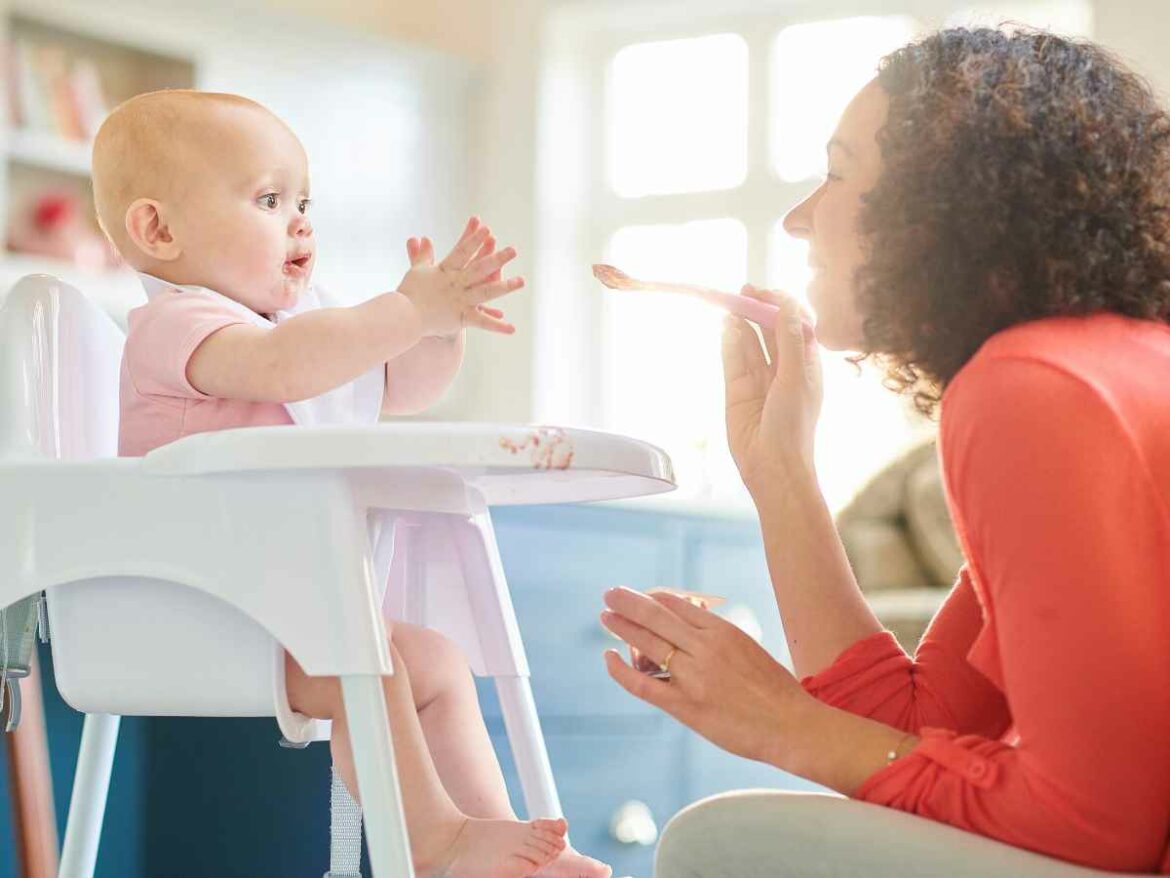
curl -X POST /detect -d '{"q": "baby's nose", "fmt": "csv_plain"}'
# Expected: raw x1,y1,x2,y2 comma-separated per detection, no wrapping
291,214,313,236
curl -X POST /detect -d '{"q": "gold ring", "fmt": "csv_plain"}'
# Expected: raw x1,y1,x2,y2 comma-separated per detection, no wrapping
661,646,678,675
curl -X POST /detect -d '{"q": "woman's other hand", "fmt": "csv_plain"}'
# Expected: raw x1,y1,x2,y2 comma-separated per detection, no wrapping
600,586,815,768
723,287,822,495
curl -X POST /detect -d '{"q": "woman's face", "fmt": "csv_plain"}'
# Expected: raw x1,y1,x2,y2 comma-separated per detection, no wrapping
783,79,888,351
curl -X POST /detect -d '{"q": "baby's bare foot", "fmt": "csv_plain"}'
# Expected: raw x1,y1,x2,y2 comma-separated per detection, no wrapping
533,845,613,878
424,817,567,878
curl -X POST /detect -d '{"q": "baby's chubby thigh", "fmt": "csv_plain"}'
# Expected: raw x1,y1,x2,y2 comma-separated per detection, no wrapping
283,650,344,720
282,622,471,719
389,621,476,711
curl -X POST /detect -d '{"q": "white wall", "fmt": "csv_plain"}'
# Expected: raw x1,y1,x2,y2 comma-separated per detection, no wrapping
1093,1,1170,99
264,0,501,65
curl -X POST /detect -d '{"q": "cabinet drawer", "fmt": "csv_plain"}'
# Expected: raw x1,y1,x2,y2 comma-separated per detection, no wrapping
494,514,668,591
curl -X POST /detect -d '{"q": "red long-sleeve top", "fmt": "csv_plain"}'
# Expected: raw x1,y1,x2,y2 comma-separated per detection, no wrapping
802,313,1170,873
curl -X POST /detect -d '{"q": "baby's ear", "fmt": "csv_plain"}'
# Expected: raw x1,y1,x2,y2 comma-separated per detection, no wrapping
124,198,181,262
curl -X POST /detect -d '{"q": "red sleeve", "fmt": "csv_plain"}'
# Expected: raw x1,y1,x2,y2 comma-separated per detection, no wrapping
854,355,1170,873
801,568,1010,739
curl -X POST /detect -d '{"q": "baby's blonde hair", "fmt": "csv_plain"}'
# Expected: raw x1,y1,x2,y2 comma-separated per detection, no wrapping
91,89,271,258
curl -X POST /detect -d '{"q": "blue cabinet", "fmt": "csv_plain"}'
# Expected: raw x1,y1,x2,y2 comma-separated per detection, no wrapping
487,504,826,878
1,503,824,878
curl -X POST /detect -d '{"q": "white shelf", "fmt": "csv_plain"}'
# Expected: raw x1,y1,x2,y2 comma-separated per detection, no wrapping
4,128,92,177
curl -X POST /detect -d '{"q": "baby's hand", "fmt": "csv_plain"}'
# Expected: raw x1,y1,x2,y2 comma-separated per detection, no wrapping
398,217,523,337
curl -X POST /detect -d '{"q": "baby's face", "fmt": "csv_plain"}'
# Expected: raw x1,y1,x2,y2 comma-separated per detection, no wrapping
169,105,314,314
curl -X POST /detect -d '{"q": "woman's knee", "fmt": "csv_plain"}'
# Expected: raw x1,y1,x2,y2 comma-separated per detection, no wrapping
655,791,845,877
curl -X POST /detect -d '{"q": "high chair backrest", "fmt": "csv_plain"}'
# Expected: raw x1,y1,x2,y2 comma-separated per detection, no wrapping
0,275,125,706
0,274,123,463
1,274,287,720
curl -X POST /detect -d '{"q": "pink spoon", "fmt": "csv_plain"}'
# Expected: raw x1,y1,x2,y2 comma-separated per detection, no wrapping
592,263,780,329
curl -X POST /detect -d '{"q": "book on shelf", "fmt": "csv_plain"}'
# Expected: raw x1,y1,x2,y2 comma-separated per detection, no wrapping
5,38,109,144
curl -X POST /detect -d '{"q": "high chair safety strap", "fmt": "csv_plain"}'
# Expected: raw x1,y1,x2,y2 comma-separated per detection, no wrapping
325,764,363,878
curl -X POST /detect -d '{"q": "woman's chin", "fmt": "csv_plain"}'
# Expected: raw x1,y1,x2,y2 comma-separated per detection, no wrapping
805,304,866,353
808,319,862,353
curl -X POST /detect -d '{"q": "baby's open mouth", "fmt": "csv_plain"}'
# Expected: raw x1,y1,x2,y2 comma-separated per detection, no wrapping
284,254,312,275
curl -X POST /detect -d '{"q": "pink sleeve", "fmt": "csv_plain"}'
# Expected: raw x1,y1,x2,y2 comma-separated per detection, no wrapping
800,568,1011,739
124,291,249,399
852,356,1170,873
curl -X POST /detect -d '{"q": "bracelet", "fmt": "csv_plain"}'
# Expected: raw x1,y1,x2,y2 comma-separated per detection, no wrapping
885,733,917,765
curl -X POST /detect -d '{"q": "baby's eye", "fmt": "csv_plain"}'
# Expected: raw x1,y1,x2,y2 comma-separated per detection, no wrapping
298,198,311,215
259,193,279,209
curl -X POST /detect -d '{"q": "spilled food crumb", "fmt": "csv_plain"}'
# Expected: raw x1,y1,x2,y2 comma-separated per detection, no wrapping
498,428,574,470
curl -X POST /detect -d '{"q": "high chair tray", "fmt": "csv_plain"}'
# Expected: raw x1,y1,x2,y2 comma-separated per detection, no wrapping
141,423,675,506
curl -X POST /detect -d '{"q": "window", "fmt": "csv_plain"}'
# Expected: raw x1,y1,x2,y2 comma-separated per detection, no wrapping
608,34,748,197
536,1,1092,512
771,16,915,182
603,218,747,499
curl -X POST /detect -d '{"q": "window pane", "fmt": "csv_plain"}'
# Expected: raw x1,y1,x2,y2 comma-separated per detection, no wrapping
768,220,812,305
609,34,748,197
947,2,1092,36
771,16,915,182
603,219,746,499
768,219,928,511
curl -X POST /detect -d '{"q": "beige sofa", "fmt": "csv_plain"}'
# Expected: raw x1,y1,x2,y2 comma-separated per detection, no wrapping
835,437,959,650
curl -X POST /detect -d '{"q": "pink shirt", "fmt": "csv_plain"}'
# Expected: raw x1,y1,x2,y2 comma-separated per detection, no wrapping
119,284,293,457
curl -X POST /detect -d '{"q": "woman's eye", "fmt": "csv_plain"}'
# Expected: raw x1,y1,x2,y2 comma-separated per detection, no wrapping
298,198,311,214
260,193,279,209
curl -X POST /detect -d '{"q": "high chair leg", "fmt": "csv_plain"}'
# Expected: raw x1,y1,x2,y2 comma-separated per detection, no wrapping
496,676,564,820
341,675,414,878
59,713,120,878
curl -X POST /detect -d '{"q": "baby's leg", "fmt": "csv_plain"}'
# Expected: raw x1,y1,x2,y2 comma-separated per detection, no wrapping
394,624,612,878
393,622,515,818
285,647,566,877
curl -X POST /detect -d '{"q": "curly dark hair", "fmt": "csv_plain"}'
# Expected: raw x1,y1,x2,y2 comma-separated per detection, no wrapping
858,27,1170,414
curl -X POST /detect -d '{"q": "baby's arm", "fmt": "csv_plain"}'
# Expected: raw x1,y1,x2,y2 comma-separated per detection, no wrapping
189,218,520,405
381,226,519,415
382,333,464,415
187,293,423,402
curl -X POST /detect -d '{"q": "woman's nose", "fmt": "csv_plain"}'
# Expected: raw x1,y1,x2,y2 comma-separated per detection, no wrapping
782,188,817,240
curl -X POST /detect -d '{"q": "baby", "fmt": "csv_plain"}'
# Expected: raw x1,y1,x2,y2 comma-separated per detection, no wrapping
93,90,610,878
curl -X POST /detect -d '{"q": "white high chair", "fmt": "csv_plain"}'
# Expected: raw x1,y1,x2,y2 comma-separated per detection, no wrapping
0,274,676,877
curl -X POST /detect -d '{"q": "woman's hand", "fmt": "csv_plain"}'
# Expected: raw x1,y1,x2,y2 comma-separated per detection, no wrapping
723,287,822,494
600,586,817,768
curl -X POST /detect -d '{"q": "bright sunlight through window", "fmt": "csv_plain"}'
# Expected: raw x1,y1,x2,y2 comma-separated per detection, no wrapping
605,219,747,502
771,16,915,181
609,34,748,197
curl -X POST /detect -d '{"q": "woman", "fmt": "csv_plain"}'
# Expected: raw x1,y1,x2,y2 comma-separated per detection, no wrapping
600,27,1170,876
